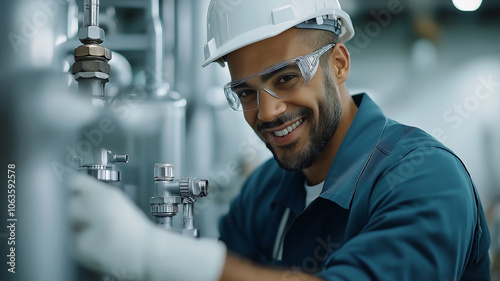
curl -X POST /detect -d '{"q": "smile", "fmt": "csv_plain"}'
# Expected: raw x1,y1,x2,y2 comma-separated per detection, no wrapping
273,119,303,137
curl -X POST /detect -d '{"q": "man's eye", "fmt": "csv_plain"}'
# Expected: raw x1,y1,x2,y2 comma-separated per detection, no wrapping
237,89,257,99
276,74,300,89
278,74,297,83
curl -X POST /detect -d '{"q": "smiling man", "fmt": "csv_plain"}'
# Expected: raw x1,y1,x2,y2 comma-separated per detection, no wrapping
203,0,491,280
69,1,491,281
224,28,355,183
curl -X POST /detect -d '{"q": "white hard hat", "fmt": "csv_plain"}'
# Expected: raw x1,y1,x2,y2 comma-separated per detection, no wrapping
202,0,355,67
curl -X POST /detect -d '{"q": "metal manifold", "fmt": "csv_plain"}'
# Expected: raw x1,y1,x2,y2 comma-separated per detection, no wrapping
150,163,209,237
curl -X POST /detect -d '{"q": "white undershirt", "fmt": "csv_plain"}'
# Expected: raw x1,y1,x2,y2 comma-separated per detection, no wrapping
305,181,324,208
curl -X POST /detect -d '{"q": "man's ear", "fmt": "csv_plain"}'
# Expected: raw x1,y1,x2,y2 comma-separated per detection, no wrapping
329,43,350,84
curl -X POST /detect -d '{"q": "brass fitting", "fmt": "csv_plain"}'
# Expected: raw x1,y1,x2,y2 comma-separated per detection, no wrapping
74,44,112,60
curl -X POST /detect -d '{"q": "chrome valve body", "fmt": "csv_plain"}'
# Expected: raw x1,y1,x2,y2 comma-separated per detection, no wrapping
79,148,128,182
150,163,209,237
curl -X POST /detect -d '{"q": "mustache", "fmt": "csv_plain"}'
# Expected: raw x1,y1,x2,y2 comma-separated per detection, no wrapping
257,108,312,131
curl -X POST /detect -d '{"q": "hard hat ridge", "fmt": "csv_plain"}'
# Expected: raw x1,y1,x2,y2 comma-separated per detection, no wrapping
295,18,342,38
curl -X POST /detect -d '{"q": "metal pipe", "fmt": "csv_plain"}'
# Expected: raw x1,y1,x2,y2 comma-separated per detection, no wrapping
157,216,174,229
183,200,195,230
76,78,105,107
73,0,110,108
146,0,166,97
83,0,99,26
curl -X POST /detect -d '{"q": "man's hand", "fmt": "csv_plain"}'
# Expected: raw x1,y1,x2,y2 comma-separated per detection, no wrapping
68,173,226,281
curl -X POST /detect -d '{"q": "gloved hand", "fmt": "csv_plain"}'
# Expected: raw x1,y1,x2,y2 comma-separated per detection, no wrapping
68,173,226,281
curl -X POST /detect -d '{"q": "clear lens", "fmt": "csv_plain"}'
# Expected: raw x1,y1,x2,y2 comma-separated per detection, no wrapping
225,61,305,111
224,44,335,111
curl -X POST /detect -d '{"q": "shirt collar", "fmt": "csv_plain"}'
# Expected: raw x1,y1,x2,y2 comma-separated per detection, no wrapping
270,93,387,213
271,169,306,216
320,93,387,209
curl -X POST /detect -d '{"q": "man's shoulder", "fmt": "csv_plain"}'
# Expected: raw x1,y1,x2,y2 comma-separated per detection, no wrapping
367,119,476,198
379,119,453,161
366,119,473,190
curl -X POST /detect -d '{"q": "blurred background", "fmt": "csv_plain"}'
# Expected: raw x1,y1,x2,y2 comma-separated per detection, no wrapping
0,0,499,280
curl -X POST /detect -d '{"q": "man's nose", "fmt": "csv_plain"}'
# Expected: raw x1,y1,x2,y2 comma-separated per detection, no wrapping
257,89,287,122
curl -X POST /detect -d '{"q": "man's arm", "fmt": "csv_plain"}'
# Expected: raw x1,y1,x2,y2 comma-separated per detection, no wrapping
220,254,323,281
314,147,487,280
221,148,487,281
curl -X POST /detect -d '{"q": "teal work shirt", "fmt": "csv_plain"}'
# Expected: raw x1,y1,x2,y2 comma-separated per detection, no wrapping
219,94,491,280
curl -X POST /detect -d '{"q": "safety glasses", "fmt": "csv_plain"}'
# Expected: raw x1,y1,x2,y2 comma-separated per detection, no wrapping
223,44,335,111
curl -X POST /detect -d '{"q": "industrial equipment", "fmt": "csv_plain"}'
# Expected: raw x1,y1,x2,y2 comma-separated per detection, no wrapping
150,163,209,237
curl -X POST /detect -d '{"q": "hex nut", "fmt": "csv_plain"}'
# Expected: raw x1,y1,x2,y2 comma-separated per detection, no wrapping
74,72,109,80
104,48,112,60
72,60,110,74
74,44,112,60
79,26,105,43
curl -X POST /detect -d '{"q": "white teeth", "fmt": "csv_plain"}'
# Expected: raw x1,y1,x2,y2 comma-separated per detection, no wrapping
273,119,303,137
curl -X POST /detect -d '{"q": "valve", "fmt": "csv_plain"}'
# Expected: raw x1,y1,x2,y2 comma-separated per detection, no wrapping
150,163,209,237
79,148,129,182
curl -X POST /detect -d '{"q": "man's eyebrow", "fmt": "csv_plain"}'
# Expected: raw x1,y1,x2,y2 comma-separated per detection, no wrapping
231,81,251,90
231,63,297,89
260,64,297,83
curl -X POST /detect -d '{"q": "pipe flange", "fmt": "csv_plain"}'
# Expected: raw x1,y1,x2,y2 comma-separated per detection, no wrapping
81,164,110,170
151,204,178,216
179,178,190,197
80,168,120,182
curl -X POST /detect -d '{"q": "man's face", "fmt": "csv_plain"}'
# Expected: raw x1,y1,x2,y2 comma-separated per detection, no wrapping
226,29,342,171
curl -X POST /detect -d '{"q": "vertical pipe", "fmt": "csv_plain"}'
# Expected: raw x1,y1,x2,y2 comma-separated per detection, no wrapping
163,0,176,88
157,216,174,229
77,78,105,107
83,0,99,27
183,201,195,230
146,0,166,98
75,0,109,108
2,0,72,279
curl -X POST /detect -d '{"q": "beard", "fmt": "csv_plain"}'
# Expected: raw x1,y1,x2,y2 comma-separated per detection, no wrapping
262,70,342,171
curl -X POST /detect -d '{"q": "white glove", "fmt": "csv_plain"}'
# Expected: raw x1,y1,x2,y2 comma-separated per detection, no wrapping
68,173,226,281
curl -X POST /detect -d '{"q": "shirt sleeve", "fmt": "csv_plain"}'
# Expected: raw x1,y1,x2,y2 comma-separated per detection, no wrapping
218,160,277,262
317,147,490,281
219,179,259,260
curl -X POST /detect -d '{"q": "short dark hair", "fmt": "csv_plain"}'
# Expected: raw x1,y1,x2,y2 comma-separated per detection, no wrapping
296,28,339,70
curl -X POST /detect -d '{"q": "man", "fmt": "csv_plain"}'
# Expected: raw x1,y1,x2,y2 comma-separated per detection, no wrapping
70,0,491,280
